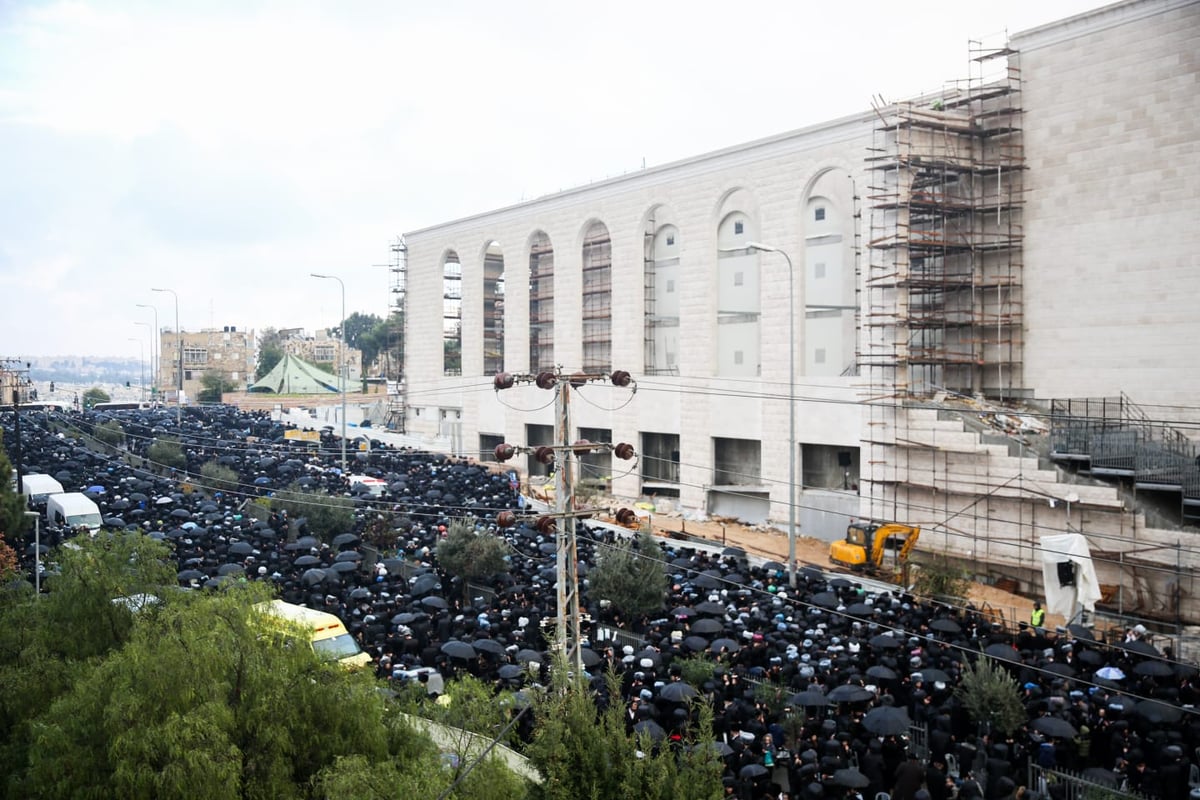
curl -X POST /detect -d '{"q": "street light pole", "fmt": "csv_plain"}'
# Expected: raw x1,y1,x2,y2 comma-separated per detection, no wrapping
136,303,159,401
151,288,181,423
128,336,145,401
719,241,797,588
311,273,348,473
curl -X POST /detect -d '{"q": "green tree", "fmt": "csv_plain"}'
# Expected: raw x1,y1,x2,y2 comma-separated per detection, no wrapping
198,371,237,403
587,532,667,620
81,386,110,408
955,654,1026,737
526,670,722,800
199,460,240,494
147,436,187,471
436,519,509,600
0,430,28,548
272,482,355,542
93,419,126,447
256,328,285,380
337,312,383,370
912,555,971,601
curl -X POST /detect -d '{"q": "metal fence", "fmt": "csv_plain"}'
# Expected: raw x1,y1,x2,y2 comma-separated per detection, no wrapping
1027,763,1149,800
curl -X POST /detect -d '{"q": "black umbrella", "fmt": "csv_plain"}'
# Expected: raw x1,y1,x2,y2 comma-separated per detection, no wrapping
670,606,696,619
634,719,666,742
329,561,357,573
722,546,746,558
691,618,724,635
170,508,191,520
918,667,951,683
738,764,768,780
334,550,362,562
294,554,321,567
845,602,874,616
869,634,902,650
301,568,327,586
683,635,710,652
229,541,254,556
1067,624,1096,641
498,664,524,680
1031,716,1077,739
411,574,441,596
332,532,360,547
1134,698,1183,725
694,573,722,590
295,535,320,548
710,638,741,654
441,640,477,660
762,561,786,573
832,768,870,789
659,682,698,703
217,563,244,576
1133,659,1174,678
930,618,961,634
811,591,839,609
866,665,897,681
420,596,448,610
349,587,372,600
1119,639,1160,657
828,684,874,704
580,648,603,668
473,639,506,656
516,649,543,665
177,568,204,581
862,705,911,735
392,612,423,625
790,689,830,707
1043,662,1077,678
985,643,1020,662
1076,649,1103,667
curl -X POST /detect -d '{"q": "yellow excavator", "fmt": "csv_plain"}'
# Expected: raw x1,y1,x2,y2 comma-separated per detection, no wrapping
829,521,920,582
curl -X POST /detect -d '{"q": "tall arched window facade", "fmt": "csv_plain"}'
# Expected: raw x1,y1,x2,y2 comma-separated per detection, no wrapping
442,250,462,376
528,231,555,373
803,179,857,377
715,212,760,377
581,221,612,372
482,241,505,375
644,223,680,374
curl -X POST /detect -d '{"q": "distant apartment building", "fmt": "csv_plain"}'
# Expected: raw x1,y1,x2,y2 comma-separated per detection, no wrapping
278,328,363,382
158,326,256,401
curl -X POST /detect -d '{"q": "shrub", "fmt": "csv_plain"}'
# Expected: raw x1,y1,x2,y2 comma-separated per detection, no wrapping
146,437,187,471
954,655,1025,737
587,532,667,619
199,461,239,494
92,420,125,447
271,482,354,542
912,555,971,601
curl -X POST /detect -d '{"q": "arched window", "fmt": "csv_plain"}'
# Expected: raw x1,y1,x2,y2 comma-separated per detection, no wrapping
803,181,856,377
581,221,612,372
644,223,680,374
716,212,760,377
528,232,554,373
443,251,462,376
482,242,505,375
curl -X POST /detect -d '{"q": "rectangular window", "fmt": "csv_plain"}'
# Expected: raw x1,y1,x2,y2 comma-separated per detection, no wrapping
814,207,826,221
814,348,826,364
733,271,744,287
640,432,680,496
734,350,743,365
734,221,744,235
480,434,504,461
713,437,761,485
666,279,675,294
665,234,675,246
525,423,554,478
184,370,193,381
814,262,826,279
182,346,207,366
802,443,859,490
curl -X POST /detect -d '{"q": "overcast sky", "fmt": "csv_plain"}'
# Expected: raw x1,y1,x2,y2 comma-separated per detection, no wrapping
0,0,1109,359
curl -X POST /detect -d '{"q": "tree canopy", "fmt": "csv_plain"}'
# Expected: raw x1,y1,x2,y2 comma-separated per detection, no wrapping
256,328,285,380
586,532,668,620
81,386,110,408
436,519,509,599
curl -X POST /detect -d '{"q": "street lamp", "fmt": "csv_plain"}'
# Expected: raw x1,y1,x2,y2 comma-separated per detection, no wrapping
150,288,182,423
311,273,348,473
23,511,40,598
719,240,797,588
136,303,159,401
128,336,145,401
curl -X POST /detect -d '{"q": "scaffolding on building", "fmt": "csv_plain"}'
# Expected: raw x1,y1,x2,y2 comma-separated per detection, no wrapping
483,244,505,376
581,225,613,373
862,39,1025,519
385,236,407,432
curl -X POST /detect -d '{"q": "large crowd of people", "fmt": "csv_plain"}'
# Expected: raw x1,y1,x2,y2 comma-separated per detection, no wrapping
4,404,1199,799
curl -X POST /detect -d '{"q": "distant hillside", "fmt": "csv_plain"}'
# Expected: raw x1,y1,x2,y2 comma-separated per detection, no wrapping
24,356,142,385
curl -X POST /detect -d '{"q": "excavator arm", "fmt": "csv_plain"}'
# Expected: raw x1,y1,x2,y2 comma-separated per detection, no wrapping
869,523,920,568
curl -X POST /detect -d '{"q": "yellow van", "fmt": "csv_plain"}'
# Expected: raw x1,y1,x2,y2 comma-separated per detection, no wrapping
254,599,372,669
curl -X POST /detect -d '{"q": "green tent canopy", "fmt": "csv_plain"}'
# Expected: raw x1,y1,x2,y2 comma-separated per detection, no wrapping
249,354,348,394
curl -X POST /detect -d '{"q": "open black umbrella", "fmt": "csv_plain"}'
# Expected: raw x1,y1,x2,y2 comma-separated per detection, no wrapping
1132,659,1173,678
1067,624,1096,641
516,649,543,665
790,689,830,707
845,602,874,617
441,640,477,660
217,563,244,576
1135,698,1183,725
670,606,696,619
294,554,321,567
349,587,372,600
811,591,840,609
420,596,448,610
301,568,327,586
1042,662,1077,678
580,648,603,668
177,568,204,582
710,638,741,654
1031,715,1077,739
918,667,951,683
985,643,1020,662
930,618,961,634
869,634,902,650
683,635,710,652
411,574,441,596
862,705,911,735
738,763,768,780
634,719,666,742
691,618,724,635
1119,639,1160,657
832,768,870,789
829,684,874,704
695,602,726,617
334,550,362,562
229,541,254,556
659,682,698,703
473,639,505,656
498,664,524,680
329,561,357,573
866,665,897,681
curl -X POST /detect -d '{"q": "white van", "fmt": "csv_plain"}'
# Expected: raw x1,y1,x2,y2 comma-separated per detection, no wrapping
348,475,387,497
46,492,102,534
21,474,64,508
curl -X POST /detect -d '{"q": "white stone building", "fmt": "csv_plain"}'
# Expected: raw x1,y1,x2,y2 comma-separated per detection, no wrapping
401,0,1200,622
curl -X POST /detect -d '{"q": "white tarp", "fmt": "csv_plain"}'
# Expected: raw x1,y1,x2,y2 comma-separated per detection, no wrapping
1039,533,1103,620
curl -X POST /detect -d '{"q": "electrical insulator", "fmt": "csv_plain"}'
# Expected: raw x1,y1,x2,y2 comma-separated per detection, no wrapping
494,443,516,462
534,446,555,465
535,371,558,390
614,442,635,460
493,372,514,390
496,510,517,528
615,508,638,527
610,370,632,387
534,516,556,534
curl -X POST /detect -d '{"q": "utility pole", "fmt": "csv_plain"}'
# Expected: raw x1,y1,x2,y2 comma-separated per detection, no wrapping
2,359,31,495
492,368,637,683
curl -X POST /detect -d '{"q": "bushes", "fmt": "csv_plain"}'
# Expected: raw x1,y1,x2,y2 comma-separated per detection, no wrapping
199,461,239,494
146,437,187,471
92,421,125,447
270,482,354,542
